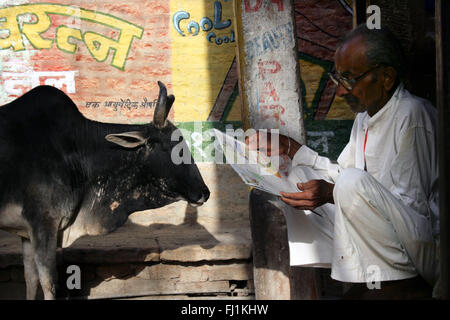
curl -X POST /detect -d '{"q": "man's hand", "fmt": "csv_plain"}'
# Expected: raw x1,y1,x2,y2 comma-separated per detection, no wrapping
280,180,335,210
244,130,302,159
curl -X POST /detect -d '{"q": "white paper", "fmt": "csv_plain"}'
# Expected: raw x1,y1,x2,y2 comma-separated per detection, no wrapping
213,129,300,196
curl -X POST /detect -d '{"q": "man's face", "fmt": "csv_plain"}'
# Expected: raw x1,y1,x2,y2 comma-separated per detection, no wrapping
334,36,385,116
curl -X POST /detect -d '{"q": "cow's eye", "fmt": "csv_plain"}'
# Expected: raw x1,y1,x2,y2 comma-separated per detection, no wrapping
145,140,156,149
146,137,158,145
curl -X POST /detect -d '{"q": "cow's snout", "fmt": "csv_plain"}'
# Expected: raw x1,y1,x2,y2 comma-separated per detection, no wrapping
202,186,210,202
188,186,210,207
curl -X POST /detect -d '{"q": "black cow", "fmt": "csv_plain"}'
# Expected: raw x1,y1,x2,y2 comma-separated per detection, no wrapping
0,82,210,299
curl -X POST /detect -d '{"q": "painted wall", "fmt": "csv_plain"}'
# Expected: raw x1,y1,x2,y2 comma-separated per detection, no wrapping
0,0,241,163
0,0,353,162
1,0,163,123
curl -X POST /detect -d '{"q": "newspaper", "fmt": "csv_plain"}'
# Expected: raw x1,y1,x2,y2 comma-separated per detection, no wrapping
213,130,333,268
213,129,300,196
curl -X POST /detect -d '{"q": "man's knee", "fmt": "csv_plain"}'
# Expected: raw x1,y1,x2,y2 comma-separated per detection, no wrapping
333,168,370,203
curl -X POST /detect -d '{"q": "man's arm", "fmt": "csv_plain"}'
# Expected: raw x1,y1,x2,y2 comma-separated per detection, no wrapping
281,135,337,210
245,131,339,210
244,131,302,158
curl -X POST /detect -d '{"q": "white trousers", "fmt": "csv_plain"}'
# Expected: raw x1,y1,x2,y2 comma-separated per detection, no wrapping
280,166,439,286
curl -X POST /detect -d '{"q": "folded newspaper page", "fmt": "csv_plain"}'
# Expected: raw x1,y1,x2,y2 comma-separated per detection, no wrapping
213,129,300,196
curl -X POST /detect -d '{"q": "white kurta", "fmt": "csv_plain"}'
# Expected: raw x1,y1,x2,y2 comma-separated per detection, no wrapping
283,84,439,286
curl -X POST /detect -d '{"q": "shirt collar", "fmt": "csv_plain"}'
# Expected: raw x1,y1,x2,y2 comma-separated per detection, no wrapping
366,82,404,127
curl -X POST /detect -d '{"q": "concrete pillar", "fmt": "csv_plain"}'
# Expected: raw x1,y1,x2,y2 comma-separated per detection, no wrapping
233,0,316,299
233,0,305,141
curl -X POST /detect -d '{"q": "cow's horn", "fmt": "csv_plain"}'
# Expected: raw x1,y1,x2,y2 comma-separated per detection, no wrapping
166,94,175,119
154,81,168,128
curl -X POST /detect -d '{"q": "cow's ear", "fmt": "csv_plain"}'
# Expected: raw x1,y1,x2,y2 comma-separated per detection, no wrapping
105,131,147,148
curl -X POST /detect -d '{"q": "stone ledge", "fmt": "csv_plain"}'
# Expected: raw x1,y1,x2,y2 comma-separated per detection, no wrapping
0,221,252,266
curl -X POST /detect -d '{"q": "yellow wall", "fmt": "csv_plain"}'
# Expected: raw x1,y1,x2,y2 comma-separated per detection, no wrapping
170,0,239,122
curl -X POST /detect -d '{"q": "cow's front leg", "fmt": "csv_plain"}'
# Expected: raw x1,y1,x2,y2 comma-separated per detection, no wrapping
22,238,40,299
30,226,59,300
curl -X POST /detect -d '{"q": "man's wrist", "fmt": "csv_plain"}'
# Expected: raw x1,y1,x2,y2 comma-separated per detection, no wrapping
327,182,335,204
279,135,302,159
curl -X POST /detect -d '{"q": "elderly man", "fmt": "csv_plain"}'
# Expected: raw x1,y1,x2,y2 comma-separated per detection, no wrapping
248,25,439,298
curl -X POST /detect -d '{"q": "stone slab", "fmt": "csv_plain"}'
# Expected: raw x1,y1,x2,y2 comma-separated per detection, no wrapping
85,278,233,299
0,223,252,266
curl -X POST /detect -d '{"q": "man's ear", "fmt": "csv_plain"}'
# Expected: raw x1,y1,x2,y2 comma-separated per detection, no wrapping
382,66,397,92
105,131,147,148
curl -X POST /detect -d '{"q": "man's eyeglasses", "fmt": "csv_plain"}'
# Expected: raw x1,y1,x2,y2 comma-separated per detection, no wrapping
328,65,382,91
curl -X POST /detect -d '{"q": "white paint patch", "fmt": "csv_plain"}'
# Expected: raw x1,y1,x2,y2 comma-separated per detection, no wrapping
0,0,34,104
0,1,79,104
2,71,78,96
